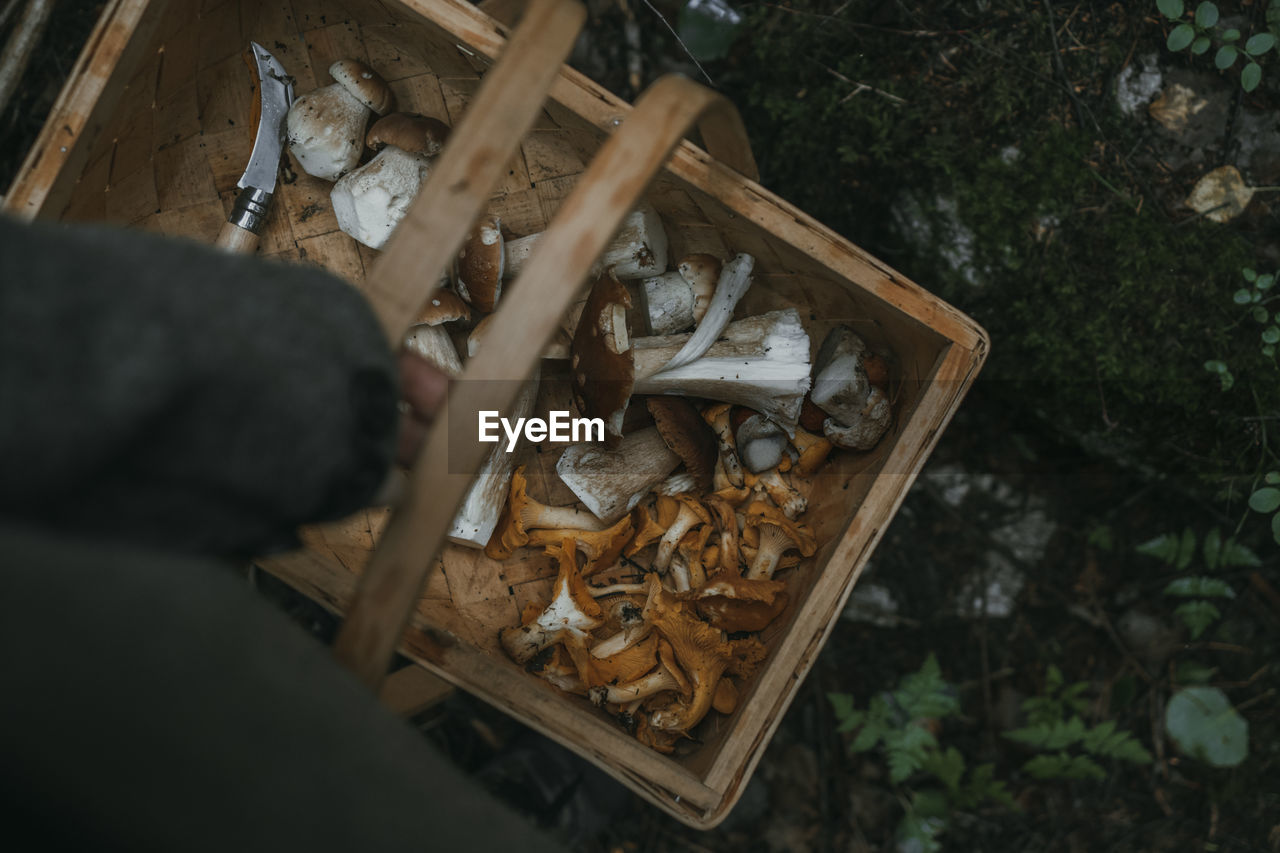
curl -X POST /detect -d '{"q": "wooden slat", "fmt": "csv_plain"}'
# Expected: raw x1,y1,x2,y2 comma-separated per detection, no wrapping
378,664,455,716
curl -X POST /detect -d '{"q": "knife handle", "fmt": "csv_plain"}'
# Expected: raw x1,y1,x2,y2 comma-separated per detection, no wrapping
215,186,272,253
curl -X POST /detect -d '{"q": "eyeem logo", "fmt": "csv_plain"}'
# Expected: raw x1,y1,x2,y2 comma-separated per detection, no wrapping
479,410,605,452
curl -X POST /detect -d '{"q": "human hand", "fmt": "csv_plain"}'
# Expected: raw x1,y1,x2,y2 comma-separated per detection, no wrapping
394,350,450,468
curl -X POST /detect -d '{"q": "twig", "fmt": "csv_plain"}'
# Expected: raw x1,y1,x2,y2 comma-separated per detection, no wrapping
0,0,55,120
637,0,715,87
817,62,907,105
0,0,25,33
1044,0,1089,131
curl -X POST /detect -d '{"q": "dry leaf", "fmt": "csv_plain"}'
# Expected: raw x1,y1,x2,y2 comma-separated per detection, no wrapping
1185,165,1255,223
1148,83,1208,132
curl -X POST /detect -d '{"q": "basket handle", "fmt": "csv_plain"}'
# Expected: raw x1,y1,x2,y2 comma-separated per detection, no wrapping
333,75,757,689
361,0,587,345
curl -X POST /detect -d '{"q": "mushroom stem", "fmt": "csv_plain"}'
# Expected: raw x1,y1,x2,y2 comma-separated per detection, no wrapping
750,468,807,519
588,582,648,599
653,501,706,573
703,404,745,487
652,253,754,373
631,309,812,432
403,323,462,377
556,427,681,522
745,523,796,580
502,201,669,281
589,667,683,707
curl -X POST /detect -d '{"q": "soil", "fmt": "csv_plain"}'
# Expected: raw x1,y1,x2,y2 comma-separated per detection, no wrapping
3,1,1277,851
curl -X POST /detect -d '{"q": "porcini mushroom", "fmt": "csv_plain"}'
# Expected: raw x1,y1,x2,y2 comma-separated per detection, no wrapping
810,326,893,450
453,214,504,312
449,373,540,548
287,59,394,181
403,288,469,377
742,502,816,580
499,542,605,664
331,112,450,248
637,253,721,335
569,271,634,446
646,396,719,492
630,309,812,432
734,411,789,473
497,201,669,283
556,427,680,523
650,253,754,373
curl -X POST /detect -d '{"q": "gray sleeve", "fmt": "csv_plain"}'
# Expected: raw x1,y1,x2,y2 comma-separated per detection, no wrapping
0,215,399,555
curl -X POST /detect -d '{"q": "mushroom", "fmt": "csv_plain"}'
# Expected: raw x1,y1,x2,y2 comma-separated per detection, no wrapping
499,541,605,664
484,467,608,561
747,467,807,519
703,495,740,574
652,494,711,574
712,678,739,715
810,326,893,450
569,271,634,446
586,633,661,688
702,403,745,488
286,59,394,181
734,410,789,473
655,472,698,496
402,288,469,377
637,254,721,335
453,214,505,312
589,638,690,707
448,373,540,548
692,575,790,633
331,113,451,249
526,645,585,694
630,309,812,432
525,513,635,576
742,502,816,580
646,614,733,733
625,503,669,557
791,426,834,476
556,427,680,523
648,253,754,374
645,396,718,492
494,201,669,283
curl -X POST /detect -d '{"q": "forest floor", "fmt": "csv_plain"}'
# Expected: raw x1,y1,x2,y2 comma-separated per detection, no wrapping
3,0,1278,851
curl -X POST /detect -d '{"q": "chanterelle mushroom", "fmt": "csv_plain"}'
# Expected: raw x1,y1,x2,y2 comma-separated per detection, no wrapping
499,542,605,664
589,638,690,707
485,467,607,560
647,612,733,733
331,112,450,248
742,502,816,580
287,60,394,181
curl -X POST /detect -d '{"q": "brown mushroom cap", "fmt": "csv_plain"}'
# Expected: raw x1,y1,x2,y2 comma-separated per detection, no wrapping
570,271,634,448
366,112,451,156
646,397,718,491
414,288,470,326
454,214,504,312
329,59,394,115
744,501,817,557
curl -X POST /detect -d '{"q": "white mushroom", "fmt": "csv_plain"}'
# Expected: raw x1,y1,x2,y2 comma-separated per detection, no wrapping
488,201,669,282
331,113,450,249
637,254,721,335
287,60,393,181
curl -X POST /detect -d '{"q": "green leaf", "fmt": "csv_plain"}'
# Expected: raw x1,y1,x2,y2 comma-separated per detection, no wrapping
1136,532,1180,563
1272,511,1280,545
1157,0,1184,19
1195,1,1218,27
897,797,946,853
1243,267,1258,281
1233,287,1253,304
1164,576,1236,599
1216,45,1240,68
957,764,1018,810
1176,527,1197,570
1223,28,1241,42
1005,716,1087,751
1249,486,1280,513
894,654,959,720
884,724,937,783
1218,537,1261,568
1174,600,1222,638
1088,525,1114,551
1242,62,1262,92
1176,660,1217,684
829,692,858,728
1245,32,1276,55
1267,471,1280,485
1252,306,1270,323
1168,23,1196,51
1219,370,1235,391
1191,35,1211,54
1264,344,1276,358
1258,273,1276,291
920,745,965,793
1023,752,1106,781
1203,527,1223,570
1263,326,1280,344
1165,686,1249,767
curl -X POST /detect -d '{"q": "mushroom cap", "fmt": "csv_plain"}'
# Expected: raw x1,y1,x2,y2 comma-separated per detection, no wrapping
483,467,532,560
413,288,470,326
329,59,394,114
697,593,789,633
587,633,660,686
454,214,504,313
366,112,451,156
744,501,816,557
570,271,635,448
526,513,635,576
646,397,718,491
678,253,722,323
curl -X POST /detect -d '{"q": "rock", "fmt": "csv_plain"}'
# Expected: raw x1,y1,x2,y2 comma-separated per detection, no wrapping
953,552,1025,619
1114,53,1162,115
1117,606,1180,667
1185,165,1255,223
842,582,902,627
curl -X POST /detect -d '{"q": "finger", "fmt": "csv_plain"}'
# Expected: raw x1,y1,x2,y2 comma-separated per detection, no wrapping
398,350,450,423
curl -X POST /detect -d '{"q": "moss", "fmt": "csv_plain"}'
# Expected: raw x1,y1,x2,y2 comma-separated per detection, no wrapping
720,0,1277,485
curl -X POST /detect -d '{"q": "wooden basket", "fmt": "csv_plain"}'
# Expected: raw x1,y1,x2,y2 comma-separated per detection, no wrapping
4,0,989,828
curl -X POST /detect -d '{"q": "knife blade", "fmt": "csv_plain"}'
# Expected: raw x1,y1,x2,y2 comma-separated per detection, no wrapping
215,42,295,252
